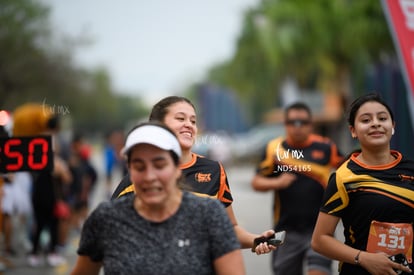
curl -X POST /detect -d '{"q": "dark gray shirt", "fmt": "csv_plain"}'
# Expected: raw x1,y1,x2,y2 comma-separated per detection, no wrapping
77,191,240,275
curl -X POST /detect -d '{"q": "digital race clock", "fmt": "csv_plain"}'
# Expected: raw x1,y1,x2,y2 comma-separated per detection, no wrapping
0,136,54,172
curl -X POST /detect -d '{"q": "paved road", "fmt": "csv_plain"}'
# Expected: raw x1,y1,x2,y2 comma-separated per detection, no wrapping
3,150,341,275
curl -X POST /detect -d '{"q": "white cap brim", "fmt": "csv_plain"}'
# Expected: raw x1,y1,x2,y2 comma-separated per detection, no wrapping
121,124,181,158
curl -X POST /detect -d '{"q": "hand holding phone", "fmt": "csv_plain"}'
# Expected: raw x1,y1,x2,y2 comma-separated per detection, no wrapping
389,253,409,275
252,230,286,252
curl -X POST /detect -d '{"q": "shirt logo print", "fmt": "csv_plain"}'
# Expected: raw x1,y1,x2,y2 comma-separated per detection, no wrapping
399,174,414,182
311,150,325,160
195,173,211,182
178,239,190,247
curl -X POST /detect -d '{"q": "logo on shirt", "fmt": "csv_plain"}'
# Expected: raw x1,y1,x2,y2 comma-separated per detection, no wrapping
311,150,325,160
399,174,414,182
195,173,211,183
178,239,191,247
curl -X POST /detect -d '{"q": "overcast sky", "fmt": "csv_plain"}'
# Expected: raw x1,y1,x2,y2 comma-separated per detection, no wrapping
42,0,259,105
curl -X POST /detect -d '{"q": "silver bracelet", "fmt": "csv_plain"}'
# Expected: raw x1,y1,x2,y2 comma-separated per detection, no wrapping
354,250,362,265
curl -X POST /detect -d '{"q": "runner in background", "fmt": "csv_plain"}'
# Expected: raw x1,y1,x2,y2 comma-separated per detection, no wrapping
103,129,127,197
67,133,97,231
251,101,344,275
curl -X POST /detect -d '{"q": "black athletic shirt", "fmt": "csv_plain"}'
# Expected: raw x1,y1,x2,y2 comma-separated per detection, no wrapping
321,151,414,274
111,153,233,207
256,134,343,233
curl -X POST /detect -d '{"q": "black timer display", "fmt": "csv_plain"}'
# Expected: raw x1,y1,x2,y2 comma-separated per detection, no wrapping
0,136,54,172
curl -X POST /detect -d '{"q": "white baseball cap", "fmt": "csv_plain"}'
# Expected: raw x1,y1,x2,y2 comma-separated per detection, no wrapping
121,123,182,158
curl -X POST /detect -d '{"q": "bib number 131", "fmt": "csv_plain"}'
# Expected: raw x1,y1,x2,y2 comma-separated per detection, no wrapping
367,221,413,263
378,234,406,249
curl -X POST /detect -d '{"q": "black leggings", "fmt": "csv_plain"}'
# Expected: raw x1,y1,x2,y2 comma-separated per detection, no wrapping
30,201,59,255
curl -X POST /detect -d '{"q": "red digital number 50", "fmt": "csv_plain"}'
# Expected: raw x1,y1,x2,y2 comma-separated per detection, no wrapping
0,136,53,172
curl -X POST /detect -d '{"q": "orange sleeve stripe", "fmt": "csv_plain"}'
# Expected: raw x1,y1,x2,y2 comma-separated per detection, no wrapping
217,163,231,200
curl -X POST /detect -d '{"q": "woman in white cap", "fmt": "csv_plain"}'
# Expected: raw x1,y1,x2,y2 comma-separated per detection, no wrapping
71,122,245,275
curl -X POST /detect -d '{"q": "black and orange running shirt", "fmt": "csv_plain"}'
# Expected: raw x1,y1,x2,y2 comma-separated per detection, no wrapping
256,134,343,233
111,153,233,207
320,151,414,274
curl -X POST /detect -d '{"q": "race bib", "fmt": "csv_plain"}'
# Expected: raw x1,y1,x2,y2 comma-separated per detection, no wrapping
367,221,413,263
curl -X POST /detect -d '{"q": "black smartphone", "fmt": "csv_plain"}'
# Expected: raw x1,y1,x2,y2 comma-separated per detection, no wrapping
252,230,286,252
389,253,409,275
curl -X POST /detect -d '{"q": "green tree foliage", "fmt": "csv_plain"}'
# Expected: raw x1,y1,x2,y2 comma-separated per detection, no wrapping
73,68,148,133
0,0,148,135
0,0,55,105
207,0,395,123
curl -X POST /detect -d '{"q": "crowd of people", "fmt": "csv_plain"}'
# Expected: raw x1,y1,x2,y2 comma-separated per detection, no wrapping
0,103,101,270
1,92,413,275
